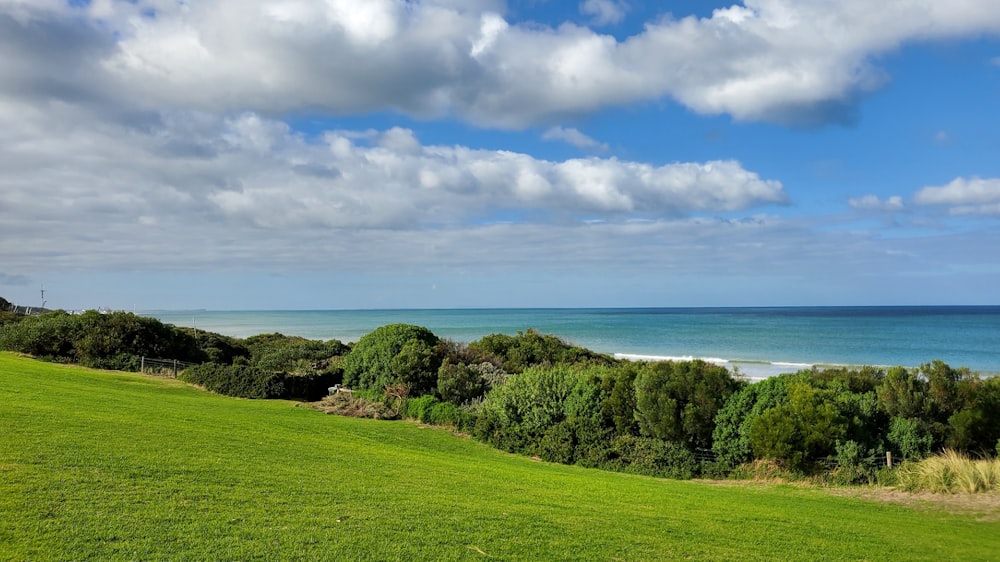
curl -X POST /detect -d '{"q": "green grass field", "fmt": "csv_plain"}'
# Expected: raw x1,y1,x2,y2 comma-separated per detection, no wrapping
1,352,998,561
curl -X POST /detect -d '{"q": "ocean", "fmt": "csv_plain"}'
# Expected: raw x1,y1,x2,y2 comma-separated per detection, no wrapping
147,306,1000,379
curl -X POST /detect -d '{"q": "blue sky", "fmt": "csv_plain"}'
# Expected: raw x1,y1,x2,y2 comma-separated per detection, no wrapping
1,0,999,310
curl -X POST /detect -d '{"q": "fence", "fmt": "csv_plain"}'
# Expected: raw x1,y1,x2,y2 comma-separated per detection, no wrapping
139,356,198,378
5,305,48,316
694,448,898,471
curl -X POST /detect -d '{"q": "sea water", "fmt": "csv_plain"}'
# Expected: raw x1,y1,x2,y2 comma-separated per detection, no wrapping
148,306,1000,379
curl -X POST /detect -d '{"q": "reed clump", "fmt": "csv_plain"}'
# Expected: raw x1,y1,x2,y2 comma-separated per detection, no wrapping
897,450,1000,494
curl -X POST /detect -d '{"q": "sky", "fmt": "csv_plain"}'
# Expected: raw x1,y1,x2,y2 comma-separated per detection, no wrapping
1,0,999,310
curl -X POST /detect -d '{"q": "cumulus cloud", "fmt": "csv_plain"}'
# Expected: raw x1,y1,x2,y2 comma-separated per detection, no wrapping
541,126,609,152
4,1,1000,128
914,177,1000,215
849,194,905,212
0,94,786,272
580,0,628,26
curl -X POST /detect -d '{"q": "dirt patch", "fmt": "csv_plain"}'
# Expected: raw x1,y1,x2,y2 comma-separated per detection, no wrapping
830,488,1000,521
697,479,1000,521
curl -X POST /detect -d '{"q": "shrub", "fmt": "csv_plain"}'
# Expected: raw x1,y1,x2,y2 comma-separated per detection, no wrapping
473,365,582,454
537,421,576,464
342,324,441,395
750,382,845,471
600,363,640,435
712,373,801,469
633,360,741,450
886,416,934,461
428,401,474,430
0,311,84,359
404,394,440,423
180,362,285,399
437,360,488,405
0,310,205,367
468,329,614,373
609,435,698,479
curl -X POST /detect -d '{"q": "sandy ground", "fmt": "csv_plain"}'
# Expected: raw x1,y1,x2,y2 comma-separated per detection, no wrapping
699,478,1000,521
830,487,1000,521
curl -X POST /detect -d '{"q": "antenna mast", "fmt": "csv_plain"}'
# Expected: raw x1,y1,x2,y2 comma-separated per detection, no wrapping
40,285,46,309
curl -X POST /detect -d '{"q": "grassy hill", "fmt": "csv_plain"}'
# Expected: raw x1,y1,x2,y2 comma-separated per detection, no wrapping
1,352,997,561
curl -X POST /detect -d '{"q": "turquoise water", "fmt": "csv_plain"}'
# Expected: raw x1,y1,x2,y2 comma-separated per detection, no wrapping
148,307,1000,379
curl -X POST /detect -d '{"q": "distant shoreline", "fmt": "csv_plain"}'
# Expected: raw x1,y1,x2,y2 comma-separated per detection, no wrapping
146,307,1000,379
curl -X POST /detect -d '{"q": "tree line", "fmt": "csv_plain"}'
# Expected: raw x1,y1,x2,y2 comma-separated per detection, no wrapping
2,308,998,482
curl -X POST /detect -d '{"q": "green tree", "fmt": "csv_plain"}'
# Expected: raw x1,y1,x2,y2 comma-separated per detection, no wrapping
711,374,802,469
886,416,934,460
750,382,845,470
600,363,640,435
633,360,741,450
877,367,929,419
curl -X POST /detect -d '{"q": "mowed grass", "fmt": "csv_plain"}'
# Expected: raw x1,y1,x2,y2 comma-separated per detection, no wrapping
1,353,998,561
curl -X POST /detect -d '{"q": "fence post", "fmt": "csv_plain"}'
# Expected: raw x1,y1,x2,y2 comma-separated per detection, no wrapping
140,356,145,373
886,451,893,469
173,359,178,378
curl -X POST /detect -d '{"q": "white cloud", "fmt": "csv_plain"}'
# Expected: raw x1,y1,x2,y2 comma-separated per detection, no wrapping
0,99,787,272
5,1,1000,128
914,177,1000,215
541,126,609,152
580,0,627,26
849,194,905,212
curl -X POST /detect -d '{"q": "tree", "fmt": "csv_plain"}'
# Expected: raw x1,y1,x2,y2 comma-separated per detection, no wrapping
877,367,928,419
750,382,845,470
712,374,801,469
633,360,741,450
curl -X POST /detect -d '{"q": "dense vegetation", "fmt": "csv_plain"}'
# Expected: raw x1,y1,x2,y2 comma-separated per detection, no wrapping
0,308,349,401
2,299,997,484
0,310,204,369
3,353,998,560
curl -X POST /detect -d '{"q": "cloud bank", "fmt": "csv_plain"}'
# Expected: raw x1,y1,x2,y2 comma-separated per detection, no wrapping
5,0,1000,128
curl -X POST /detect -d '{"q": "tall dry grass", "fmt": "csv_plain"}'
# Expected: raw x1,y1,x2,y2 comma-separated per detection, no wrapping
897,450,1000,494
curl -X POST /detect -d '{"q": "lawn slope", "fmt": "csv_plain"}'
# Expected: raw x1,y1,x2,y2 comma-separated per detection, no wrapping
1,352,997,561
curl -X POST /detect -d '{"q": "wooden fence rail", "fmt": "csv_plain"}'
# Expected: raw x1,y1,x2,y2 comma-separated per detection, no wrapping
139,356,198,378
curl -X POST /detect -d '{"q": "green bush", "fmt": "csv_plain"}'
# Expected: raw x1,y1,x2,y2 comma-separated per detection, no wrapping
711,374,801,469
404,394,440,423
342,324,441,395
599,364,640,435
180,362,285,399
428,401,473,429
887,416,934,461
473,365,582,454
750,382,846,470
437,359,487,405
0,311,84,359
634,360,741,450
537,421,576,464
468,329,614,373
0,310,205,368
610,435,698,479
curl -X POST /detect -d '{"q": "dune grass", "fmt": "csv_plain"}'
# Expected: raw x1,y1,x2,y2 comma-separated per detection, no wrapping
897,450,1000,494
1,352,998,561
